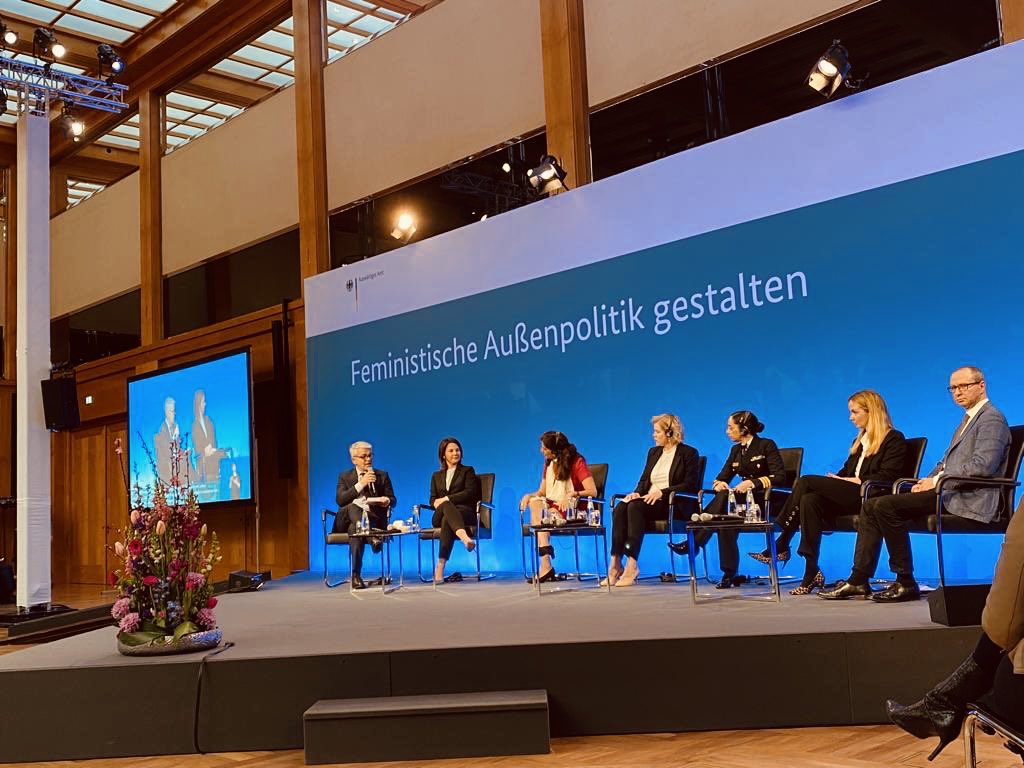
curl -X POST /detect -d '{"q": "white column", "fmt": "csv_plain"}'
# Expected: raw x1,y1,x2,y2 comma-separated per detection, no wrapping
15,111,52,608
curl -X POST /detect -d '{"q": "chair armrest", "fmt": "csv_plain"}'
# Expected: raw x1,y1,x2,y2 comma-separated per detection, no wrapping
611,493,629,504
771,487,795,497
935,475,1021,491
322,508,336,522
576,495,605,508
860,479,892,502
892,477,921,494
478,501,494,510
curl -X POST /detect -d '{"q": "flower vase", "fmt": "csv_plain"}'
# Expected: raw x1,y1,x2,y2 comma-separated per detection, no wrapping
116,628,222,657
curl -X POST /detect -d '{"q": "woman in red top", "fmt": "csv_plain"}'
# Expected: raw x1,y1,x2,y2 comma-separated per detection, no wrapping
519,431,597,583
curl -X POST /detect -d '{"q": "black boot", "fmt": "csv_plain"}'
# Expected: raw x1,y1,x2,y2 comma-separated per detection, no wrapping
886,655,995,761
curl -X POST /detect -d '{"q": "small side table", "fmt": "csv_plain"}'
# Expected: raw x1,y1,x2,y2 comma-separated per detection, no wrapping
686,519,782,604
348,529,417,595
528,522,610,596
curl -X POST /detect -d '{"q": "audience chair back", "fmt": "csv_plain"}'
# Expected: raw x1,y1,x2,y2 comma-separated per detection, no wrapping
765,447,803,518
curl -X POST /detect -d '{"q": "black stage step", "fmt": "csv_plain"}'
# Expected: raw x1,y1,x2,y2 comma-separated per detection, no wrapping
303,689,550,764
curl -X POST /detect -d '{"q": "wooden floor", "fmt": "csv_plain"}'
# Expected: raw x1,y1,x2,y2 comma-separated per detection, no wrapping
0,726,1019,768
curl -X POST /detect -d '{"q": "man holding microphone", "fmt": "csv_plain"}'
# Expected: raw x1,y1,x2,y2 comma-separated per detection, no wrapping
334,441,397,589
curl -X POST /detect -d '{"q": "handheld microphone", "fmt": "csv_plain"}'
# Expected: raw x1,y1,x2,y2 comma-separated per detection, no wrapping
365,466,377,496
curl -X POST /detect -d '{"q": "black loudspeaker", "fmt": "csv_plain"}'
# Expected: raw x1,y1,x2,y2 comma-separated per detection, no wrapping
928,584,991,626
40,378,80,431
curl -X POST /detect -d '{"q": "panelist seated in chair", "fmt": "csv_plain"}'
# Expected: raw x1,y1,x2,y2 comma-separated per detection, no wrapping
750,390,907,596
334,440,397,589
820,366,1010,603
428,436,481,584
606,413,699,588
886,490,1024,761
519,430,597,584
669,411,784,589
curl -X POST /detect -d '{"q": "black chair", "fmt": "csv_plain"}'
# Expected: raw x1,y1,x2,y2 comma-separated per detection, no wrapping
413,472,495,583
520,463,607,580
610,455,708,582
830,436,929,532
321,506,393,588
892,424,1024,588
763,447,804,519
964,704,1024,768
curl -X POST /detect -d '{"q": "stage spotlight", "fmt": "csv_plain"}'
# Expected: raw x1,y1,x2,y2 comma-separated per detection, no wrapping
526,154,567,195
60,107,85,142
391,211,417,242
97,44,125,80
807,39,854,99
34,27,65,60
501,161,512,173
0,23,17,47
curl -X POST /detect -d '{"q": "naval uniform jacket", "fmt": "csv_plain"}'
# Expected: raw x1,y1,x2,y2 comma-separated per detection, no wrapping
715,436,786,494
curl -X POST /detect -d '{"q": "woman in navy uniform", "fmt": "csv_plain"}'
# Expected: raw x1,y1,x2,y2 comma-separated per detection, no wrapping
669,410,785,588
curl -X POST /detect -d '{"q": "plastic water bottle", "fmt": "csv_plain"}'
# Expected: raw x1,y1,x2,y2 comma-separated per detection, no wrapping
587,499,597,526
727,489,737,516
360,509,370,534
747,492,763,523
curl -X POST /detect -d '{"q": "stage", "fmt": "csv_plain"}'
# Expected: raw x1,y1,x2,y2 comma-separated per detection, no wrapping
0,572,980,762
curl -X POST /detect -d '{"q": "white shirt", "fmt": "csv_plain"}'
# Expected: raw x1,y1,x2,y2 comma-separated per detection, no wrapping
445,467,456,491
650,444,677,491
853,434,870,479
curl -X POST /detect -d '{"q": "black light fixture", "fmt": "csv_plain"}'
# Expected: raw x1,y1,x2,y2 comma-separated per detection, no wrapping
59,105,85,142
0,21,17,48
97,43,125,82
33,27,66,60
807,39,865,99
526,154,567,195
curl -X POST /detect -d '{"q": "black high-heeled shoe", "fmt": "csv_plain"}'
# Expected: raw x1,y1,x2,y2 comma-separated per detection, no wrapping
715,573,747,589
533,568,557,584
667,540,690,556
886,654,991,761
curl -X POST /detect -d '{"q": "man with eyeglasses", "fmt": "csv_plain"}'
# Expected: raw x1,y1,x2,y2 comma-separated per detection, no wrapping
821,366,1010,603
334,441,397,589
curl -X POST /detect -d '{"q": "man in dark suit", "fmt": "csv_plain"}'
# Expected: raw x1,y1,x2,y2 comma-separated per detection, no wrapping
153,397,180,485
821,366,1011,603
335,441,397,589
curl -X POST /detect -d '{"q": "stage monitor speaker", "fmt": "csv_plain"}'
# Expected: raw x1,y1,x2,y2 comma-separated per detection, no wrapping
928,584,991,627
40,378,80,432
228,569,271,592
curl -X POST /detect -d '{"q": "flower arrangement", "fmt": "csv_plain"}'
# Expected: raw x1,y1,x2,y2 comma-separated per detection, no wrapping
109,436,222,651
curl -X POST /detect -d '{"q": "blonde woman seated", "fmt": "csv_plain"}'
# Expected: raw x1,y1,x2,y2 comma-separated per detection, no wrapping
605,414,700,587
750,390,906,595
518,431,597,583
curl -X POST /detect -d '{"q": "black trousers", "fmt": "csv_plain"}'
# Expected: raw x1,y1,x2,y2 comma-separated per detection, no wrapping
610,497,669,558
431,501,475,560
336,503,388,576
852,490,938,582
780,475,863,566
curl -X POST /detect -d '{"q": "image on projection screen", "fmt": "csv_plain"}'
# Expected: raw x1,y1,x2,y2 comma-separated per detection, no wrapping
127,348,255,506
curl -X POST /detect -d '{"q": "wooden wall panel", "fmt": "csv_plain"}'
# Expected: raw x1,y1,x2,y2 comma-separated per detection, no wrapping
67,426,108,584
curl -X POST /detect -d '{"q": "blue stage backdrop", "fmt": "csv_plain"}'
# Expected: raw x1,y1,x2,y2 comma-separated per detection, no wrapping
127,349,254,505
305,43,1024,580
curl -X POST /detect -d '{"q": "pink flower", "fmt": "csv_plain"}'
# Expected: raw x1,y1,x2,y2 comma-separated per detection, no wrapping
185,572,205,591
196,608,217,630
114,541,125,557
128,539,143,557
142,575,159,586
118,612,140,633
130,510,140,524
111,597,131,620
206,596,218,609
107,571,118,587
156,520,166,536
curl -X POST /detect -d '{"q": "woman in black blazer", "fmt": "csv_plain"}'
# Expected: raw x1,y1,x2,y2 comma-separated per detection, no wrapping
669,411,786,589
428,437,482,584
606,413,700,587
750,390,907,594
